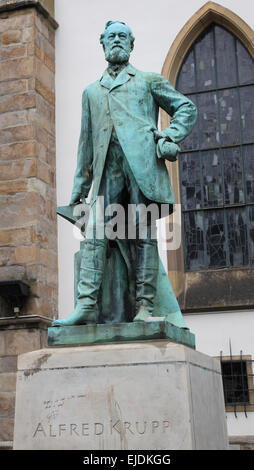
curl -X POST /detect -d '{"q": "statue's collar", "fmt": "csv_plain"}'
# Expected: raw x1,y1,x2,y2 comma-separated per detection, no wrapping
107,63,128,78
100,63,136,90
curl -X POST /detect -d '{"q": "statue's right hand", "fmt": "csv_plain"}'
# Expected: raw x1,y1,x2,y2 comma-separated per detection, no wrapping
69,192,82,205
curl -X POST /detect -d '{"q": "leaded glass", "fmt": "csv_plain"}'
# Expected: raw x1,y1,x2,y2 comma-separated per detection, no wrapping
195,26,216,92
177,23,254,271
214,25,238,88
176,49,196,94
237,40,254,85
202,150,223,207
243,145,254,203
240,86,254,143
227,208,248,266
219,88,241,146
180,152,201,210
199,92,219,149
184,212,205,270
249,206,254,265
204,210,226,268
223,147,244,205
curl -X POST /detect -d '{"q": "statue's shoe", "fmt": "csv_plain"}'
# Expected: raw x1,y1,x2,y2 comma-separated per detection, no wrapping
133,309,152,323
52,306,98,327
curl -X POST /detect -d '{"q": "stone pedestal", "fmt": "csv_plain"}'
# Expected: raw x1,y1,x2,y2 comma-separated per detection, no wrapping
0,315,51,447
13,340,228,450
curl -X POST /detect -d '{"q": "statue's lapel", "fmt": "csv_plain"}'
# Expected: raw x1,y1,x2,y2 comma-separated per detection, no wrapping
100,71,114,90
100,64,136,91
110,63,136,91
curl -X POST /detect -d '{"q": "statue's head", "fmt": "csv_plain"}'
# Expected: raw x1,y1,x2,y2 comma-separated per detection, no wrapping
100,21,135,65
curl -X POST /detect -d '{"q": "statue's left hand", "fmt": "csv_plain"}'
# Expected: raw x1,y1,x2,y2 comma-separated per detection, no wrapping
153,130,165,143
156,138,180,162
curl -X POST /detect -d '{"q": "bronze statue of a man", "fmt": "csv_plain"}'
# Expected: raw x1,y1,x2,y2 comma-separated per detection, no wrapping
52,21,197,327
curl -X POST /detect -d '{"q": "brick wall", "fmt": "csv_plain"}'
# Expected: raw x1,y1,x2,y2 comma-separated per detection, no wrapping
0,2,57,447
0,5,58,319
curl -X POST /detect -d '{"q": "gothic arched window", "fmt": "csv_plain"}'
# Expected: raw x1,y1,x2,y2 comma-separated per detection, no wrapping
177,23,254,271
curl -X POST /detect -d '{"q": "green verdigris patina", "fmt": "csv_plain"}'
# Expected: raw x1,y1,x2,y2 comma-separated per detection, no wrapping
48,321,195,348
51,21,197,344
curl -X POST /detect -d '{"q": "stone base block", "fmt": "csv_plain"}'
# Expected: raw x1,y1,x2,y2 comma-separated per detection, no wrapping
13,341,228,450
0,315,51,446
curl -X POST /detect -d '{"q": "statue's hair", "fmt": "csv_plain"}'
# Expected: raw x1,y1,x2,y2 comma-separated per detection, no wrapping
100,21,135,49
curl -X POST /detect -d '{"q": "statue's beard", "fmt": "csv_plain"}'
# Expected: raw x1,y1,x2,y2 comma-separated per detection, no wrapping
105,46,130,65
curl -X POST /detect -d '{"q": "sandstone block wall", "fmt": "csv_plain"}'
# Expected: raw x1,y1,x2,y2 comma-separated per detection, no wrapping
0,2,57,447
0,5,58,319
0,316,50,443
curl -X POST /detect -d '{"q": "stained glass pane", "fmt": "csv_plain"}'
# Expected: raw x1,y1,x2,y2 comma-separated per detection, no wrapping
181,94,199,151
195,26,216,92
227,208,248,266
240,85,254,143
184,212,205,270
202,150,223,207
249,206,254,265
214,25,238,88
219,88,241,145
223,147,244,205
237,40,254,85
204,210,227,268
180,152,201,210
199,92,219,149
243,145,254,203
177,23,254,271
177,49,196,94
